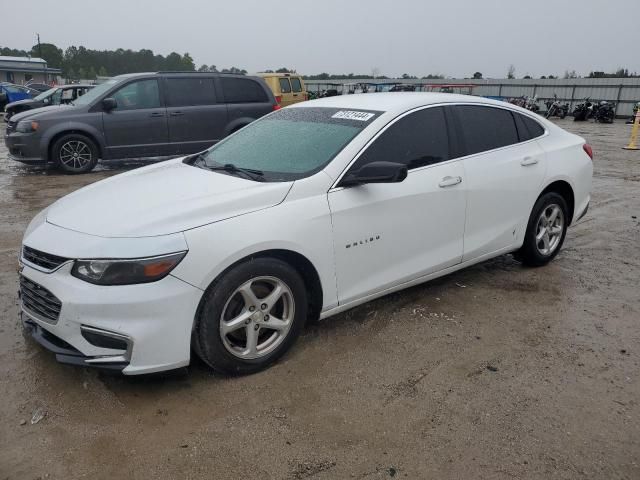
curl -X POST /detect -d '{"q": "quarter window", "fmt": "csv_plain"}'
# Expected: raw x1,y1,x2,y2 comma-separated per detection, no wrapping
166,78,217,107
112,79,160,110
454,105,519,155
290,77,303,93
279,78,292,93
222,77,269,103
350,107,450,171
521,114,545,139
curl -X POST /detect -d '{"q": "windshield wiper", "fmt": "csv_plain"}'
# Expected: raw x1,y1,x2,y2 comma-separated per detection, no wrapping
193,156,264,182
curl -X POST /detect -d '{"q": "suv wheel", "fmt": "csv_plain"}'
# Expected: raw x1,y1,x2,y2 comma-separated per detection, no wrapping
194,258,307,375
52,134,99,174
516,192,569,267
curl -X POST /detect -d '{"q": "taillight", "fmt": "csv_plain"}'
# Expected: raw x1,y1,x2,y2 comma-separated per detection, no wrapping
275,95,282,104
303,92,308,101
272,103,281,111
583,143,593,160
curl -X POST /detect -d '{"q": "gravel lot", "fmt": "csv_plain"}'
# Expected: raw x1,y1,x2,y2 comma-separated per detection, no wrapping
0,118,638,479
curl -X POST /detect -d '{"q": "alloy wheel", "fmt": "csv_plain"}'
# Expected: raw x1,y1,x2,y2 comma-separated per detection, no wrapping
535,204,564,256
219,276,295,360
59,140,93,170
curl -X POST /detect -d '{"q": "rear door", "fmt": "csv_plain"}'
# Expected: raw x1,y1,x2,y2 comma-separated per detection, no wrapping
450,105,547,261
277,77,294,106
289,76,306,104
221,77,273,131
102,78,170,159
164,76,227,154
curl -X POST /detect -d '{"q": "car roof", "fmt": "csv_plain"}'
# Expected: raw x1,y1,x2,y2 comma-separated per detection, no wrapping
290,92,515,115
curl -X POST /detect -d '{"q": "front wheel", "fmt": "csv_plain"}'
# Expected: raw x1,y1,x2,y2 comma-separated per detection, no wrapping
52,134,99,174
516,192,569,267
194,258,308,375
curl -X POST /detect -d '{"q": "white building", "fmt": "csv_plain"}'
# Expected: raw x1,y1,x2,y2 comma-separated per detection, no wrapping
0,56,62,85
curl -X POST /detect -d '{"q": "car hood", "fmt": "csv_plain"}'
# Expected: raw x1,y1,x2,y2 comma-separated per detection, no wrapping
46,158,294,238
6,98,37,109
11,104,76,122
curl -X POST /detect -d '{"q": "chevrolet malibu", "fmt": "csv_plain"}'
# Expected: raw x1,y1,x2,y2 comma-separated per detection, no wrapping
19,93,593,375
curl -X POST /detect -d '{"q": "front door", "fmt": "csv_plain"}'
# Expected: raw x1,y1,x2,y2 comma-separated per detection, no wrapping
328,106,467,305
102,78,169,159
164,77,228,155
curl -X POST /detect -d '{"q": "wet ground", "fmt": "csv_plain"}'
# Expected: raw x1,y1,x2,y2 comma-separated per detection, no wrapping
0,119,638,479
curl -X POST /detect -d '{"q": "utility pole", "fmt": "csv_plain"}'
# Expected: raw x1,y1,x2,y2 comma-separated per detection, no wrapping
37,33,47,84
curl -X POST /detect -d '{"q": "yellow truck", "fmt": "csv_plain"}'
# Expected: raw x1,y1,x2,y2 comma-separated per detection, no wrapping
258,73,308,107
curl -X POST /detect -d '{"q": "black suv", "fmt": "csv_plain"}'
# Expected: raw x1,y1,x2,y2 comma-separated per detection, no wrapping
5,72,278,173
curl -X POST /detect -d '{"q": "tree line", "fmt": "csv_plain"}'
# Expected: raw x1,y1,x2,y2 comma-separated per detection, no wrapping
2,44,638,81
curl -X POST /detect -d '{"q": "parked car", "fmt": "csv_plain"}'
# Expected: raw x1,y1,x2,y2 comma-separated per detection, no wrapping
4,84,94,121
5,72,278,173
0,83,34,112
19,93,592,375
258,72,308,107
24,82,52,93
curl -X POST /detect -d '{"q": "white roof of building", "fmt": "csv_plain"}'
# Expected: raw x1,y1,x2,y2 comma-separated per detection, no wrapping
0,56,47,63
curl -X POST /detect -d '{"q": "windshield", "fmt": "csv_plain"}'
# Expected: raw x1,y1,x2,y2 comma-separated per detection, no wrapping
73,79,120,106
197,107,381,181
34,87,58,101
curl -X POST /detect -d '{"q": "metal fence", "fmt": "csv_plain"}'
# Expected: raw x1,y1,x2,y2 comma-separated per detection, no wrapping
305,78,640,117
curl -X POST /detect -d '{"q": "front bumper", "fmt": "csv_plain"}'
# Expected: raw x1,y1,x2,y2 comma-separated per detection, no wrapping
4,131,45,163
20,262,204,375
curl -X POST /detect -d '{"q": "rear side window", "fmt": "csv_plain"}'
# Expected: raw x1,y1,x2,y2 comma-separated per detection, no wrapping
350,106,450,171
166,78,217,107
222,77,269,103
290,77,303,93
521,114,545,139
454,105,519,155
278,78,291,93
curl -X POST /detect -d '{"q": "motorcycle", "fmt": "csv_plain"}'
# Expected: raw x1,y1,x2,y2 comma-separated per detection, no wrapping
573,98,594,121
593,101,615,123
523,95,540,113
545,95,569,119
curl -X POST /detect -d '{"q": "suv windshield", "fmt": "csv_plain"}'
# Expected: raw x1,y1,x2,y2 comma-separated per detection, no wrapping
196,107,381,181
73,78,120,106
34,87,58,101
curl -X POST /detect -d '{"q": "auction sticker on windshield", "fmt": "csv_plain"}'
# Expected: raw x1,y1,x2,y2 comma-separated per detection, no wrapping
331,110,376,121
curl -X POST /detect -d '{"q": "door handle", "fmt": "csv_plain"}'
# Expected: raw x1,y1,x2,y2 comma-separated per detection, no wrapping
520,156,539,166
438,176,462,188
149,112,165,117
170,111,184,116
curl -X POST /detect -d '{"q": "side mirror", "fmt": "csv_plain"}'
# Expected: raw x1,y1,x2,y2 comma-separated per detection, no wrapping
102,97,117,111
340,161,408,187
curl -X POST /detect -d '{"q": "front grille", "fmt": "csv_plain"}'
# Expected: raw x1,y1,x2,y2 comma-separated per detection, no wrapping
22,246,69,271
20,275,62,323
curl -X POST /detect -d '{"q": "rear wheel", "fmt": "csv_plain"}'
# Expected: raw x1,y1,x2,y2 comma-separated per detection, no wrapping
52,134,99,174
194,258,307,375
516,192,568,267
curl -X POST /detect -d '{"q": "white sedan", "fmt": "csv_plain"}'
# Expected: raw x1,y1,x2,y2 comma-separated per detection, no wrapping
19,93,593,375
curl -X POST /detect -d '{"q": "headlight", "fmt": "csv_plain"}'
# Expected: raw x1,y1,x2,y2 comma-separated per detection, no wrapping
16,120,39,133
71,252,186,285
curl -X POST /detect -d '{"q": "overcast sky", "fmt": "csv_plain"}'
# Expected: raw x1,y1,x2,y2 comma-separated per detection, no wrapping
4,0,639,78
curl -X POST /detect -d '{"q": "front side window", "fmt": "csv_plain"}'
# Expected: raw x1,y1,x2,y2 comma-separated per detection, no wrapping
278,78,292,93
222,77,268,103
112,79,161,110
454,105,519,155
290,78,303,93
195,107,381,181
166,78,217,107
350,107,450,172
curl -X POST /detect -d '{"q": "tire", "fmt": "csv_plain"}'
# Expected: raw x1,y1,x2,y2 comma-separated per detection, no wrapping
516,192,569,267
559,110,567,119
194,257,308,375
52,134,99,174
